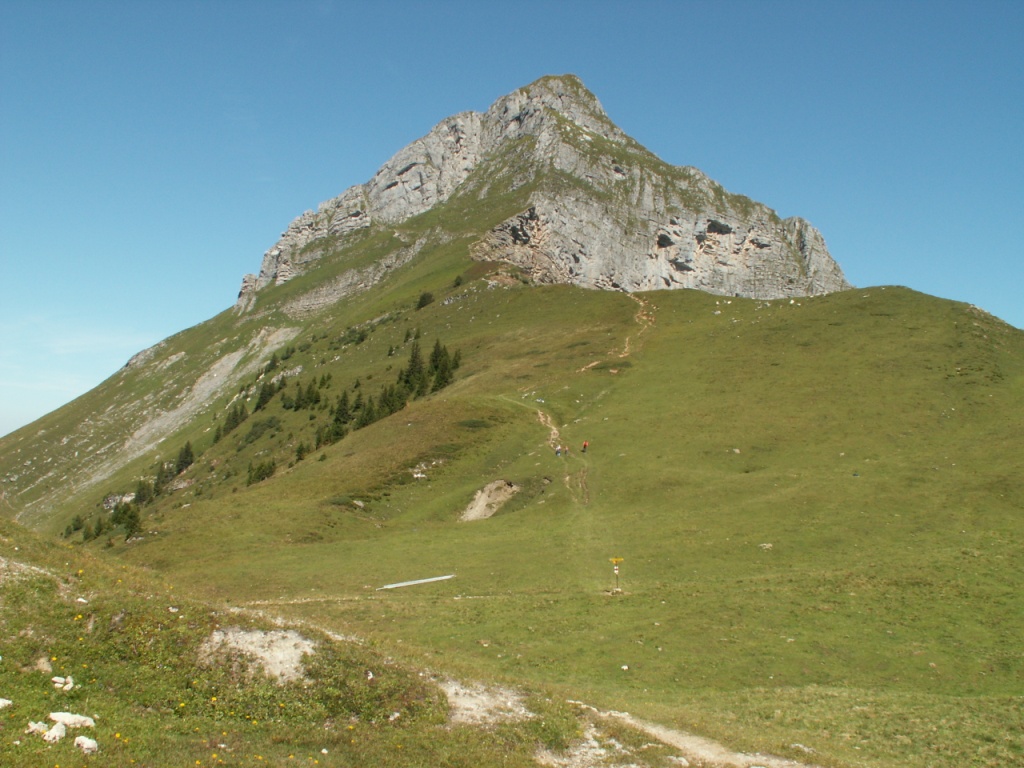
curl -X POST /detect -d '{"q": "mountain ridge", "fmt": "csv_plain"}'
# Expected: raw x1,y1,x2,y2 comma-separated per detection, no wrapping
237,74,850,312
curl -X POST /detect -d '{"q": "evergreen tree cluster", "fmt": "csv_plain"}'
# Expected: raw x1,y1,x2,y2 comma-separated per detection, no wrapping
281,377,325,410
247,459,277,485
137,456,179,501
255,373,333,413
253,380,280,411
175,441,195,474
77,332,461,542
266,346,297,370
110,502,141,538
71,492,143,543
330,326,369,350
239,417,282,449
314,338,460,449
81,439,198,543
214,402,249,443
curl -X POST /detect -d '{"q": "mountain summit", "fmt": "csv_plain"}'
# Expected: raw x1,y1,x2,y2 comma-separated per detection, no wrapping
237,74,849,312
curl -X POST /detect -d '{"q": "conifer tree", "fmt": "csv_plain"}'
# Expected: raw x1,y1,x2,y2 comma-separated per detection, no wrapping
307,379,321,407
175,441,195,475
356,396,377,428
153,460,175,497
429,339,454,391
429,339,446,371
401,340,430,396
334,390,351,423
135,479,154,506
223,402,248,434
378,384,406,417
118,506,140,539
254,381,277,411
294,381,308,410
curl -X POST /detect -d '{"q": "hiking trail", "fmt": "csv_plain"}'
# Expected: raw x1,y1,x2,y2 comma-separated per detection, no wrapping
578,293,656,371
238,599,820,768
533,409,589,505
619,293,656,357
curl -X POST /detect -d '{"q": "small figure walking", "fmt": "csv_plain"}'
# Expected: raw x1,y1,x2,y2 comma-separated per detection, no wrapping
582,440,589,453
555,445,561,457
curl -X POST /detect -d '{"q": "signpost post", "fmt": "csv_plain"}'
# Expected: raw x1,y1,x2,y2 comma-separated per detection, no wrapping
609,557,624,592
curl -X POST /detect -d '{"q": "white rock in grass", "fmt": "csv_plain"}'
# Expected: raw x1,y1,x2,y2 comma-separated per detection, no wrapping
42,722,66,743
0,698,12,709
49,712,95,728
25,721,48,735
74,735,99,754
52,675,75,691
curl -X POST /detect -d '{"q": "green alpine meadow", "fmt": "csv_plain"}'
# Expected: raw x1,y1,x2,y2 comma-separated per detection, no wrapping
1,76,1021,767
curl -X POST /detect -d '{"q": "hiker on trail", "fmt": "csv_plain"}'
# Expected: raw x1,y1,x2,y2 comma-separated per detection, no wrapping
555,445,561,457
582,440,589,453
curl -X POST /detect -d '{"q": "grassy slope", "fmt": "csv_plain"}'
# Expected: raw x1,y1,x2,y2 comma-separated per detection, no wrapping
0,517,590,768
95,280,1024,768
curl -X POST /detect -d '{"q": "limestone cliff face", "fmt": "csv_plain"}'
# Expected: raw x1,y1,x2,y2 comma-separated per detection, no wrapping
474,199,847,298
237,75,849,309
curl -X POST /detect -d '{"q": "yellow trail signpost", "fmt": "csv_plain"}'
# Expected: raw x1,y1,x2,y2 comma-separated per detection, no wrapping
609,557,624,592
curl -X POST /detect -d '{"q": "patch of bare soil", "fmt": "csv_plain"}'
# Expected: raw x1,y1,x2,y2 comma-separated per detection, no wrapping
199,627,315,683
568,466,590,505
439,680,532,725
438,677,819,768
460,480,520,521
0,555,53,586
537,409,562,447
535,722,641,768
570,702,822,768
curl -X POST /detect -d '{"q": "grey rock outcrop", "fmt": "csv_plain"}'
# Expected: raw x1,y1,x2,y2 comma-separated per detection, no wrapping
236,74,849,309
474,197,847,298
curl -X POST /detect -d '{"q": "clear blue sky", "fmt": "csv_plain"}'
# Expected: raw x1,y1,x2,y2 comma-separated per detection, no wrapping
2,0,1022,437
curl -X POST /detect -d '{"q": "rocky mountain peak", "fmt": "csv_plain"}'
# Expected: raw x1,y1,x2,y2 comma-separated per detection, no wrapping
236,75,850,313
484,74,623,142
